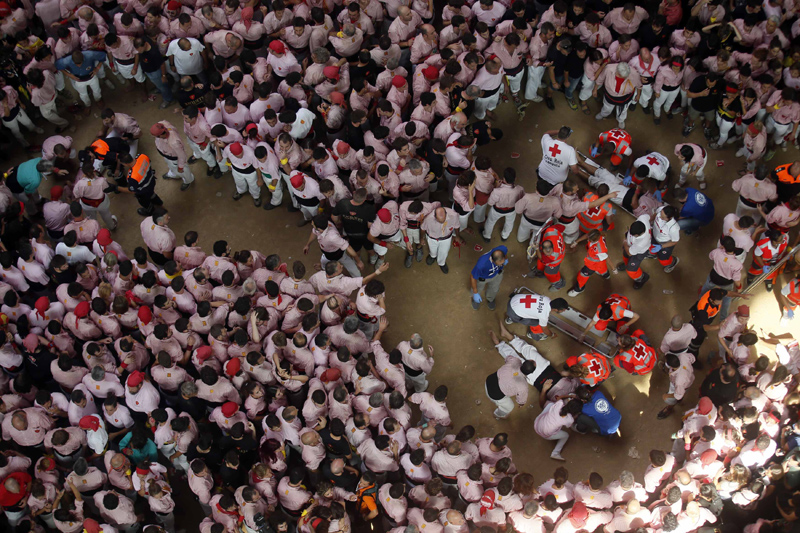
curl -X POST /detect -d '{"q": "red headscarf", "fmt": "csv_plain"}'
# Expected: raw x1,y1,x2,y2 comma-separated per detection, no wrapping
241,6,253,31
34,297,49,318
74,301,90,327
138,305,152,325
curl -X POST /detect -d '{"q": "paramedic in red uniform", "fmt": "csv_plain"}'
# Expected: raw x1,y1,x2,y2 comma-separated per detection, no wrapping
567,229,610,297
530,223,566,291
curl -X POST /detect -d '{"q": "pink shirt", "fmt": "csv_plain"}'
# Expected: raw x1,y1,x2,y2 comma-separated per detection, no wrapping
140,217,176,253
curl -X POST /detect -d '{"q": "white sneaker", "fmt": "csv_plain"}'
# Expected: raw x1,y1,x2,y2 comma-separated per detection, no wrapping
493,409,509,419
735,148,746,158
550,452,566,461
617,121,625,129
110,215,118,231
567,288,581,297
782,142,789,152
530,96,543,103
504,317,513,325
594,113,603,121
369,254,378,265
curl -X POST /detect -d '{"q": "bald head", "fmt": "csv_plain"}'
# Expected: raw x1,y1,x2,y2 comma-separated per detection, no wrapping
435,207,447,222
670,315,683,329
626,500,641,514
11,411,27,431
330,458,345,474
397,6,410,17
446,510,465,525
421,426,437,441
301,431,319,446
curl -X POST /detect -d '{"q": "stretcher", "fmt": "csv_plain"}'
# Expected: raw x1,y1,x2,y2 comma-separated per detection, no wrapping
576,151,638,218
735,243,800,298
510,286,617,356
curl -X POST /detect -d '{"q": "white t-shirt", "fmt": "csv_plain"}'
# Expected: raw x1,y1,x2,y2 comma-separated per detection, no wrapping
633,152,669,181
538,134,577,185
509,293,550,325
625,214,652,256
652,207,681,244
588,168,628,204
166,38,205,76
55,243,97,264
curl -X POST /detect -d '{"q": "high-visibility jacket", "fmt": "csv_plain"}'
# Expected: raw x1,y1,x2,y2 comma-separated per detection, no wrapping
578,192,612,233
614,337,657,375
784,278,800,307
774,163,800,201
594,293,630,331
127,154,156,195
540,224,565,266
568,352,611,387
691,290,720,324
584,237,609,272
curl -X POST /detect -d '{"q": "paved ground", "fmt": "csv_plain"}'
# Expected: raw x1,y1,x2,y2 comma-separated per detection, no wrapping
8,83,798,486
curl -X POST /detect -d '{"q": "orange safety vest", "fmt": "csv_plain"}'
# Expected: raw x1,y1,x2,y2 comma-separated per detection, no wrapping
786,279,800,306
614,338,656,375
775,163,800,186
91,139,110,159
576,352,611,386
594,293,630,331
540,224,565,265
130,154,151,184
692,290,720,321
577,192,612,233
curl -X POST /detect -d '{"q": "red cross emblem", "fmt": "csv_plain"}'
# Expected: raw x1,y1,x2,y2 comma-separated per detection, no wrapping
647,156,660,165
519,295,538,308
588,358,603,374
548,143,562,157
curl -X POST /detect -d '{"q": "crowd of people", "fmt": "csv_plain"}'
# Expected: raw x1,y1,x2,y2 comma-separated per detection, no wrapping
2,0,800,532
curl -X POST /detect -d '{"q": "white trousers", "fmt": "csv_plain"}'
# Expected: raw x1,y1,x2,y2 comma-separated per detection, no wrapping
506,70,524,94
735,199,762,223
71,76,102,107
716,115,735,145
81,196,116,229
636,84,654,108
55,71,65,91
561,218,580,244
298,201,319,220
114,61,145,83
544,429,570,454
39,98,69,128
597,96,631,124
679,160,706,185
483,208,517,240
473,202,490,224
524,65,546,100
578,75,595,102
232,167,260,199
766,116,793,145
517,217,544,243
652,88,679,118
406,228,421,245
474,92,501,120
373,230,404,256
458,212,471,231
164,157,195,184
188,139,218,169
2,108,39,147
426,235,452,266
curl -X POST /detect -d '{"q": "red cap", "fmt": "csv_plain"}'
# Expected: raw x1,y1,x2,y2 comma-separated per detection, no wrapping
221,401,238,417
150,123,167,136
245,123,258,133
225,357,241,376
377,208,391,223
196,346,213,362
323,65,340,80
166,0,181,10
748,123,760,136
268,40,285,54
137,305,152,325
35,296,49,318
97,228,112,246
737,305,750,317
391,75,406,88
79,415,100,432
74,301,90,318
127,371,145,387
336,141,350,155
320,367,341,383
422,66,439,79
290,173,304,188
135,466,150,475
229,142,243,156
50,185,64,201
0,3,11,17
329,91,345,105
83,519,101,533
569,502,588,526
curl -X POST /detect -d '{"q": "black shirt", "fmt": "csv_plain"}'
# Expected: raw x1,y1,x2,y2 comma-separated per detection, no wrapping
319,428,352,458
320,461,358,492
639,24,669,50
177,86,206,110
333,199,376,237
566,52,585,79
343,121,367,148
350,59,379,85
24,349,56,382
177,395,206,422
699,368,740,406
546,46,570,79
138,42,164,74
689,76,722,112
485,373,504,401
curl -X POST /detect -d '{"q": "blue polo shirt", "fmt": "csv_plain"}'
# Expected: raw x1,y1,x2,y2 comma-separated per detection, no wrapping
582,391,621,435
680,188,715,225
55,51,107,79
471,245,507,280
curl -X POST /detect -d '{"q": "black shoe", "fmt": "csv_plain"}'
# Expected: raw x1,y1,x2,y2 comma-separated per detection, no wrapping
426,255,435,265
212,167,222,179
544,96,555,110
287,205,300,212
486,299,496,310
180,182,191,191
482,234,491,243
653,117,661,125
254,198,262,207
666,112,673,120
633,272,650,290
642,106,650,115
404,255,413,268
766,281,774,291
263,203,278,211
206,166,213,177
137,207,151,216
629,103,637,112
188,156,198,164
440,264,449,274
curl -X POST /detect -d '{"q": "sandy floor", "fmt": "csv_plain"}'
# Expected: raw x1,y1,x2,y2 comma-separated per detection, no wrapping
9,81,798,486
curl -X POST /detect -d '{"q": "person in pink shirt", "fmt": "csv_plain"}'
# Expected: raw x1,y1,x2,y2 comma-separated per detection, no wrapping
150,121,194,190
173,230,207,271
140,208,176,266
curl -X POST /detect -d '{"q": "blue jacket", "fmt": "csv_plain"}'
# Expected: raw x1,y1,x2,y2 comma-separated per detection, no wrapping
471,245,508,280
